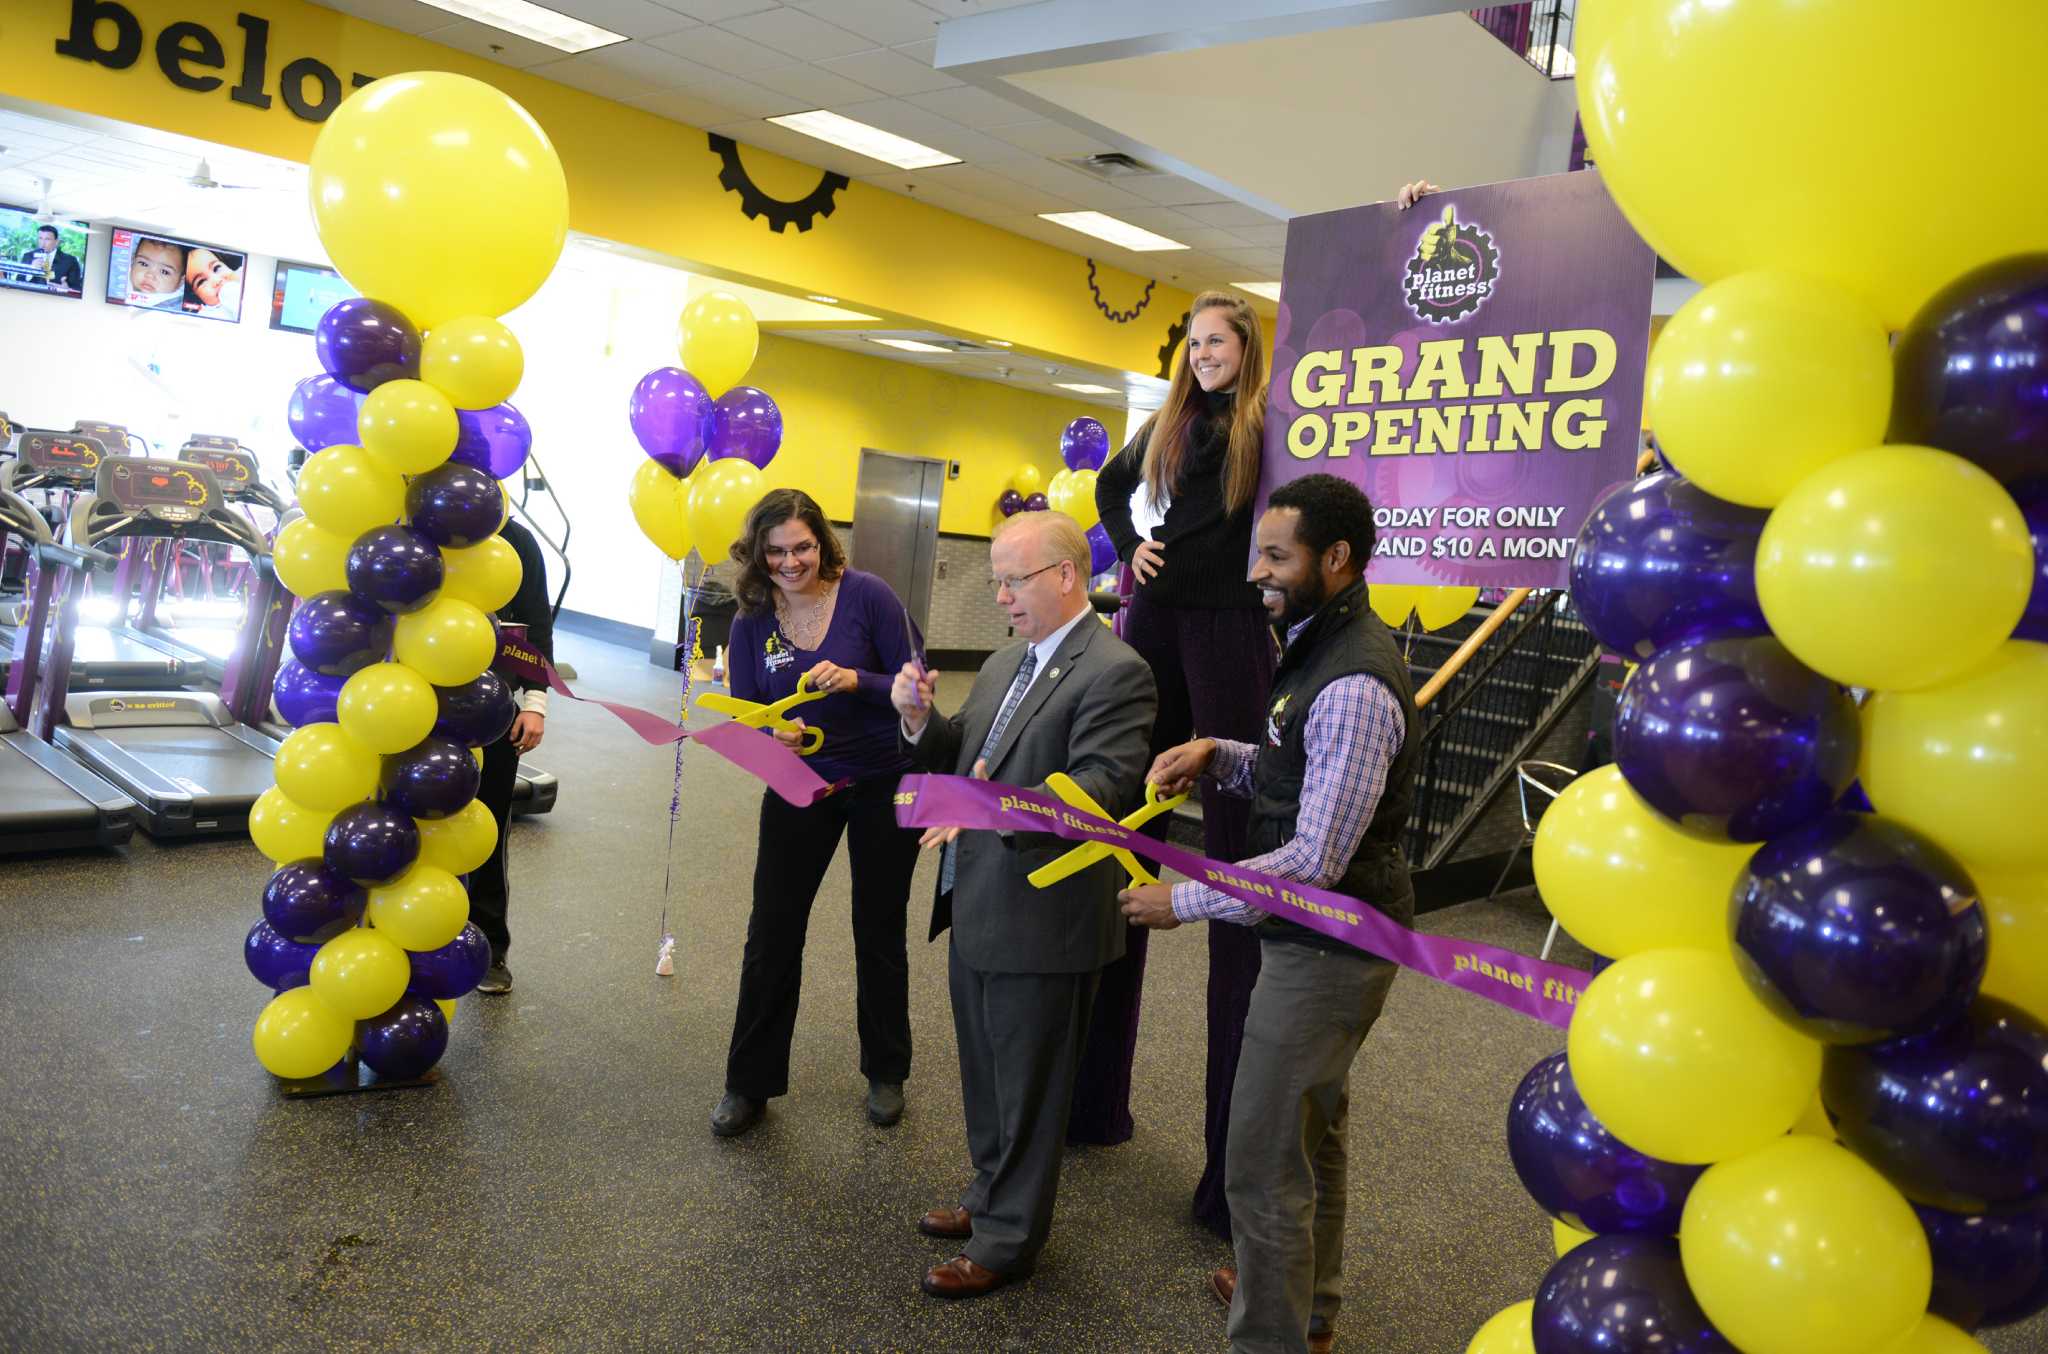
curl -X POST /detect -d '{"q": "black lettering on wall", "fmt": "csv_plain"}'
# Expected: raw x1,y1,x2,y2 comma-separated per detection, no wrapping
230,12,273,109
280,56,341,121
54,0,142,69
155,21,225,92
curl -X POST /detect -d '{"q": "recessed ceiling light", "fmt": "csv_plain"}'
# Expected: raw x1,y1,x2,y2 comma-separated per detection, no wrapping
984,339,1012,348
414,0,625,53
1231,280,1283,301
1038,211,1187,252
806,294,838,304
768,111,960,171
1055,383,1120,395
871,337,950,353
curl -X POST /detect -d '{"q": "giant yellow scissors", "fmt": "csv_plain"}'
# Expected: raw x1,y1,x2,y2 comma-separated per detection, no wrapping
695,673,831,755
1025,774,1187,889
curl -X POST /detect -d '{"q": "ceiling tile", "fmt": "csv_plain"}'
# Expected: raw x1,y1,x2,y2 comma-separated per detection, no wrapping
1106,205,1207,236
630,87,752,128
668,66,801,117
817,45,958,96
718,6,874,60
544,38,707,88
985,156,1150,210
921,162,1078,212
860,178,1013,225
543,0,702,38
1173,225,1247,250
1213,246,1285,268
1179,200,1282,229
716,120,896,177
746,61,882,106
656,0,780,20
304,0,448,36
417,18,566,68
1119,173,1233,208
645,23,791,72
914,0,1042,14
1231,223,1291,247
790,0,939,46
902,84,1039,130
983,120,1115,159
828,99,1020,163
531,50,672,99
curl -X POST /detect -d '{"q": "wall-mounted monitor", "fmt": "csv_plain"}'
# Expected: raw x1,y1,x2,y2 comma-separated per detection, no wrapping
104,226,247,323
270,260,356,335
0,205,89,298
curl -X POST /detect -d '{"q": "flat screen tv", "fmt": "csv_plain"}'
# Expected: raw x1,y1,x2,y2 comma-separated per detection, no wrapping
0,204,89,298
103,226,247,323
270,259,356,335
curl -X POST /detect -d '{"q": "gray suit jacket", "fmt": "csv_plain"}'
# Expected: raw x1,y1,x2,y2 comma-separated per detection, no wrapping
903,613,1157,975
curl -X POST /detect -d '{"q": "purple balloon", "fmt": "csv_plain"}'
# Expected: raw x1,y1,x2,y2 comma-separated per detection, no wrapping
999,489,1025,517
1613,635,1860,842
1508,1052,1704,1235
449,403,532,481
323,801,421,887
314,297,421,394
433,671,517,748
272,659,345,727
1918,1199,2048,1331
244,919,320,991
1568,471,1770,660
629,366,714,476
406,923,491,1000
380,735,481,821
1890,253,2048,486
1024,492,1049,512
1087,521,1117,576
707,385,783,469
1060,416,1110,472
405,463,504,549
261,860,365,943
1825,997,2048,1213
356,996,448,1080
287,590,394,676
2015,478,2048,643
1532,1234,1733,1354
286,374,366,454
346,525,444,615
1733,813,1988,1045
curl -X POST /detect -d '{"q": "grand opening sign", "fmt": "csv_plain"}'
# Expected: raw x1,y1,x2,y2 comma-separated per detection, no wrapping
1259,172,1656,588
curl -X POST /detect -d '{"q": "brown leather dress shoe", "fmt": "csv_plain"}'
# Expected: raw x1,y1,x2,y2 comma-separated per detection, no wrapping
1208,1268,1333,1352
922,1254,1013,1300
917,1205,972,1239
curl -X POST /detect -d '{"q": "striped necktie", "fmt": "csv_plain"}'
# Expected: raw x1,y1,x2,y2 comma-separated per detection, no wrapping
940,646,1039,894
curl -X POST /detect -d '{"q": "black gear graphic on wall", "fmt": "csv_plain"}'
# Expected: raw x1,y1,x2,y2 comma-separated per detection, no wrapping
710,134,850,234
1087,259,1155,323
1157,311,1190,380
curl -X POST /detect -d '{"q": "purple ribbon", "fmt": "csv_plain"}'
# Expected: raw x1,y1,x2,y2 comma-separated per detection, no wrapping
894,773,1591,1029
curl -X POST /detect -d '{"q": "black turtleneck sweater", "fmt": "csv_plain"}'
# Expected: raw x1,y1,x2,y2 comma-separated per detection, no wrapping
1094,387,1264,610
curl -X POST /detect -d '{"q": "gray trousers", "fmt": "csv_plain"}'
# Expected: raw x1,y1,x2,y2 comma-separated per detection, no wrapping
1226,940,1397,1354
950,941,1098,1275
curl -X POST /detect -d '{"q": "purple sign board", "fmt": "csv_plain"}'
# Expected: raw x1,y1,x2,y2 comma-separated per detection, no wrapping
1260,172,1656,588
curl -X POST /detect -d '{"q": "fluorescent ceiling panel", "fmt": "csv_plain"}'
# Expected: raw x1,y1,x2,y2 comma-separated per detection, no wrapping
1038,210,1186,252
767,111,961,171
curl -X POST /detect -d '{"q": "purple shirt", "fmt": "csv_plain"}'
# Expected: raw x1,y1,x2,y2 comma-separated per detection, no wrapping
727,568,919,786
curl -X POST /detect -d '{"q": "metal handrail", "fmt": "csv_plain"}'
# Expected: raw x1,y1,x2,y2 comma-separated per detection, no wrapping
1470,1,1577,80
507,447,572,621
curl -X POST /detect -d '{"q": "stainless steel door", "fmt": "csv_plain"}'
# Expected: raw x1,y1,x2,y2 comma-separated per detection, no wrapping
853,449,944,636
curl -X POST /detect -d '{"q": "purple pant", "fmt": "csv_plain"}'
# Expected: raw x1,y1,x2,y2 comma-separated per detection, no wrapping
1066,590,1277,1239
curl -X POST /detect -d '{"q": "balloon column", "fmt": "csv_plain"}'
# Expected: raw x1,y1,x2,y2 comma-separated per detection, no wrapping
247,71,565,1087
1469,4,2046,1352
1003,416,1116,575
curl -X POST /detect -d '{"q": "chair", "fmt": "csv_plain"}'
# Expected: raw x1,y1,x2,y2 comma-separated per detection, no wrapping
1488,760,1581,961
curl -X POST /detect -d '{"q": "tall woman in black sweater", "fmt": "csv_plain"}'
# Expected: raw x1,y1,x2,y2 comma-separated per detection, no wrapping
1074,290,1278,1239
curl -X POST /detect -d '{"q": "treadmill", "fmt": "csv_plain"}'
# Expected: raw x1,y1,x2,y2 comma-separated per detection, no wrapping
139,438,289,684
28,449,290,837
0,478,136,853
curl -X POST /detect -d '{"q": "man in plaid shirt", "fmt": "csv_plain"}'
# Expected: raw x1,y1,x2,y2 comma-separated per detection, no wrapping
1121,474,1420,1354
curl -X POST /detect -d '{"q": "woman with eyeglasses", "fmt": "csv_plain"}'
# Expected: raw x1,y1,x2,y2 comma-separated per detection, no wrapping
710,488,926,1139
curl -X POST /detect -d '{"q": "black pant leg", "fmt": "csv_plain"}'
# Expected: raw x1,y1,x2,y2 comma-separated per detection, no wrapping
723,788,850,1100
467,732,521,960
841,776,919,1086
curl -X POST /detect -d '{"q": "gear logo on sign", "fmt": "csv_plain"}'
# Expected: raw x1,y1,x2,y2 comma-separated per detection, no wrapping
1402,204,1500,325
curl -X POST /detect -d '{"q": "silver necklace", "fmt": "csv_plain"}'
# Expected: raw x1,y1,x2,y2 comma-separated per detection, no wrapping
777,581,835,649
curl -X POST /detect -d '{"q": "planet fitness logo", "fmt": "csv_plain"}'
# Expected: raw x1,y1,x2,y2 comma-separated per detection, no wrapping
1402,204,1500,325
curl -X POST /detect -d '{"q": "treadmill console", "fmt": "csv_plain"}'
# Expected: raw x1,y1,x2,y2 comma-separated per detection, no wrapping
101,460,217,525
73,421,134,453
178,444,257,494
10,430,112,486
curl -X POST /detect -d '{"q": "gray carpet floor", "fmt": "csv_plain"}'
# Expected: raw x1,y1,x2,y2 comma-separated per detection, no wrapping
2,629,2038,1352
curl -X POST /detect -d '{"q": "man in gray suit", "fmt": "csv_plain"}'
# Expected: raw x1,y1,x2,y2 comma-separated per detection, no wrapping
891,510,1156,1300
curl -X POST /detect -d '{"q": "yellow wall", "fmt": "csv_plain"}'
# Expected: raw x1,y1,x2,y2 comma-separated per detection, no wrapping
748,335,1092,536
3,0,1193,380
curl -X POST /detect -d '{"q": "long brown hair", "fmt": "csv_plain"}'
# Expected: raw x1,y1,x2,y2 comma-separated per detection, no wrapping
1137,291,1268,514
729,488,847,615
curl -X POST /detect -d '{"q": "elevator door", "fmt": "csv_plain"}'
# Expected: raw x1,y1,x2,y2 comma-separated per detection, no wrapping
853,449,944,637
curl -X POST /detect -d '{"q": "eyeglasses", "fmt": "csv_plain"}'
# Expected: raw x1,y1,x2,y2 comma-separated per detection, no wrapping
764,540,818,563
987,561,1065,597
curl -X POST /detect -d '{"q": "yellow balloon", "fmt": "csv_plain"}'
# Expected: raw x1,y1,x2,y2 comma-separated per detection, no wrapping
1790,1092,1836,1141
1679,1136,1931,1354
309,72,566,331
1552,1218,1593,1258
685,459,764,563
1756,447,2032,690
1044,467,1076,513
434,998,457,1022
439,535,522,612
629,458,693,561
421,316,523,410
1464,1300,1536,1354
251,986,353,1079
1533,766,1755,959
1011,463,1043,497
1862,642,2048,871
1063,469,1101,531
1978,870,2048,1025
1414,586,1479,630
393,597,497,686
249,786,338,865
365,863,469,951
358,379,458,476
470,745,484,770
273,723,382,813
309,927,411,1019
416,799,498,875
273,517,354,599
296,443,407,538
1648,272,1891,508
336,662,438,755
677,291,759,397
1577,0,2048,328
1897,1315,1990,1354
1568,947,1821,1164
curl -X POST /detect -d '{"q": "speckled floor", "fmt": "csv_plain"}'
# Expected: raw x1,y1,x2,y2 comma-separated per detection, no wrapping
2,630,2039,1352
